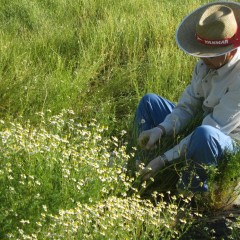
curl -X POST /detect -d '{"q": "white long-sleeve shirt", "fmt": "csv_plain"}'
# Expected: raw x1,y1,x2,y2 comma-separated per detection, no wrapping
160,48,240,161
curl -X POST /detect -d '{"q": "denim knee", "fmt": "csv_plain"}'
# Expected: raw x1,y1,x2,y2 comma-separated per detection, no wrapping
187,125,221,165
191,125,215,143
136,93,175,133
138,93,159,108
188,124,235,162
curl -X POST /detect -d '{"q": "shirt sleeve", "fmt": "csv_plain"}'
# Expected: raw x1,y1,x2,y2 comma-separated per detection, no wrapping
160,64,203,136
202,88,240,134
164,133,192,161
164,87,240,161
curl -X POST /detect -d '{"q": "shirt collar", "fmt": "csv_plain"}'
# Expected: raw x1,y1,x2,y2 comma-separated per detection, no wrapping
215,48,240,76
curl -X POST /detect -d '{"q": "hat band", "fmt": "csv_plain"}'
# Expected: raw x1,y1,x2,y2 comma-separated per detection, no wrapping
196,27,240,47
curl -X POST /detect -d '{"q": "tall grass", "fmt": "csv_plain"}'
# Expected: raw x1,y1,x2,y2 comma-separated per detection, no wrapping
0,0,204,129
1,0,240,238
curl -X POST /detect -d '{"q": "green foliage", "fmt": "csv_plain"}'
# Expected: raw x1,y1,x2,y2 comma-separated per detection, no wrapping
1,0,239,238
206,151,240,210
0,110,194,239
0,0,200,130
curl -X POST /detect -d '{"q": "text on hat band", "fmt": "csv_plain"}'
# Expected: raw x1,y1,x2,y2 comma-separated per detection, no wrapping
195,27,240,47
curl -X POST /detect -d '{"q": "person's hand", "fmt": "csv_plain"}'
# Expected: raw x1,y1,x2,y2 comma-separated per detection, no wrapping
140,156,168,181
138,127,163,150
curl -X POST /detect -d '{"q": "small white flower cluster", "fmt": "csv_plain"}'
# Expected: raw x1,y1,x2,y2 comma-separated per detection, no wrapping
17,194,195,240
0,109,195,239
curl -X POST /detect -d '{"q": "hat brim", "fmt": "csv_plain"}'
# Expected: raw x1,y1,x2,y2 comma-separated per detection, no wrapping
176,1,240,57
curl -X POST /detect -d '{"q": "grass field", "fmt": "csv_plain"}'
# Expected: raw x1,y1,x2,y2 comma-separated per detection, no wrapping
1,0,240,239
0,0,200,127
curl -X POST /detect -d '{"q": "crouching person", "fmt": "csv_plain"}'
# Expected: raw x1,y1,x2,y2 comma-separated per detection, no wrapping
135,1,240,206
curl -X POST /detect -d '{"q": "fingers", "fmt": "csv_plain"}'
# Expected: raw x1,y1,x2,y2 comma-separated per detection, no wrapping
140,166,149,175
145,136,158,150
140,167,153,181
138,156,167,181
138,132,149,148
139,160,157,181
138,127,163,150
136,160,151,178
138,131,156,150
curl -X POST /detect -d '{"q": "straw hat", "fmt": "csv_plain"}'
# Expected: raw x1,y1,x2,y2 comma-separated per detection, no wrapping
176,1,240,57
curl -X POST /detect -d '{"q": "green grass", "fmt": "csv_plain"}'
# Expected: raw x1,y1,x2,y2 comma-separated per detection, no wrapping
0,110,195,239
1,0,240,238
0,0,201,127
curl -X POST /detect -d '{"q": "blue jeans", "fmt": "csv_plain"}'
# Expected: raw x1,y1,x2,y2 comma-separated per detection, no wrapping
135,93,236,192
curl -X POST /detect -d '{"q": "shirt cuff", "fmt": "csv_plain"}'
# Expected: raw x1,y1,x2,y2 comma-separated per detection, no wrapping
163,133,192,161
157,125,166,136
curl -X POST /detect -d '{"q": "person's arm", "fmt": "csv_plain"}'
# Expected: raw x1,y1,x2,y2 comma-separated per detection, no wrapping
202,87,240,134
164,133,192,161
163,74,240,161
139,134,192,180
159,63,203,136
